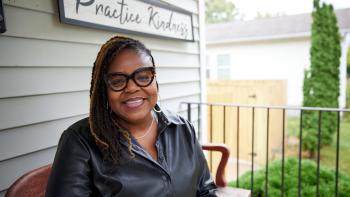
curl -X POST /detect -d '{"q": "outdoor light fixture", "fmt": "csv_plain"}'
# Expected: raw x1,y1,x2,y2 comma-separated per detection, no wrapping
0,0,6,33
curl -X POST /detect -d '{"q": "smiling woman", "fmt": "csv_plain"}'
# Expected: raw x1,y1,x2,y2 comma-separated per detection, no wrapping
45,36,217,197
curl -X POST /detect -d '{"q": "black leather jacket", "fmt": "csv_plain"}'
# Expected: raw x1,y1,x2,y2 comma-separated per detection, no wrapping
46,110,217,197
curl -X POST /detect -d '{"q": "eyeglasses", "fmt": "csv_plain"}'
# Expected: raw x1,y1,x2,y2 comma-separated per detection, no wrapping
104,67,156,92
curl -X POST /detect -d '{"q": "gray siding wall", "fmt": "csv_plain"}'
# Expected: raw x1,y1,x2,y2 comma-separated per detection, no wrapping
0,0,201,195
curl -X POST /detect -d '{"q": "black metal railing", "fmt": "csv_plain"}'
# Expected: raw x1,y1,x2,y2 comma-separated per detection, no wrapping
181,101,350,197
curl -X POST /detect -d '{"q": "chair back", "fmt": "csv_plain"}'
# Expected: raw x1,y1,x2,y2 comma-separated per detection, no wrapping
5,164,52,197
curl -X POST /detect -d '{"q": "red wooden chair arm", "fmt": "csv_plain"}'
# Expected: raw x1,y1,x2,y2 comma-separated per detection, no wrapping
5,164,52,197
202,143,230,187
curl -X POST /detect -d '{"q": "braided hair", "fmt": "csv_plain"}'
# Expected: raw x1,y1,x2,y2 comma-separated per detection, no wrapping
89,36,155,164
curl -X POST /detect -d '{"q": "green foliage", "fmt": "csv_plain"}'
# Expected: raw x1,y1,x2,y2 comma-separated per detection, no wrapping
228,158,350,197
320,119,350,176
347,48,350,77
287,117,350,176
302,0,341,156
205,0,238,24
345,79,350,120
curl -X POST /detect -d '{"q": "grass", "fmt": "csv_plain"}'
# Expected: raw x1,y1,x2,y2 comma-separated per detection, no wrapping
287,116,300,137
286,117,350,176
345,78,350,120
320,120,350,175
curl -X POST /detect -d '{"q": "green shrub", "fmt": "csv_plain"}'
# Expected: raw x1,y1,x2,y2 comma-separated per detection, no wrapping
228,158,350,197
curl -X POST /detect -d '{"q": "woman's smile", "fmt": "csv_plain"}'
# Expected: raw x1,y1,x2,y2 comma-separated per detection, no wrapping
122,97,146,108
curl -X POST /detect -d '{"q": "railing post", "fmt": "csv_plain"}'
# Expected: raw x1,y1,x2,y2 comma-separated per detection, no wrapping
187,103,191,122
265,108,270,197
251,107,255,194
210,104,213,170
236,106,240,188
223,106,226,144
298,110,304,197
316,111,322,197
335,111,340,197
197,103,201,141
281,109,286,197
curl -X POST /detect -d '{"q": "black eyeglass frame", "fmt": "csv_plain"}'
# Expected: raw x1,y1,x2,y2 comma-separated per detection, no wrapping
104,67,156,92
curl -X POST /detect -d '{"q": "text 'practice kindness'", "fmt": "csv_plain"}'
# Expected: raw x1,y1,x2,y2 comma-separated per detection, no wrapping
75,0,189,38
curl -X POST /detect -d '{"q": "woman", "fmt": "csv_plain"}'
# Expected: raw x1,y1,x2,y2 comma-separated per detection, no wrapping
46,36,217,197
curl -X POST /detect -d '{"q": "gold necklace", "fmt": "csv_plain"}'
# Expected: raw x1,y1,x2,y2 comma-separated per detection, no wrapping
134,116,154,140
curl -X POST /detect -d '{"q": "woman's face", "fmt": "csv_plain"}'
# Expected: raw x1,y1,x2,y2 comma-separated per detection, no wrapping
106,48,157,125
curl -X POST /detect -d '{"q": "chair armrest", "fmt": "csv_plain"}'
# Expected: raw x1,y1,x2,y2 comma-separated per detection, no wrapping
5,164,52,197
202,143,230,187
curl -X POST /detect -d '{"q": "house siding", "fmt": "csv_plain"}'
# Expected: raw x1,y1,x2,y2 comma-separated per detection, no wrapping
0,0,202,195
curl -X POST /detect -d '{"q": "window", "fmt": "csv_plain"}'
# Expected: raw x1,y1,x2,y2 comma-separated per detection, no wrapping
216,54,230,79
206,69,210,78
217,54,230,67
206,55,211,78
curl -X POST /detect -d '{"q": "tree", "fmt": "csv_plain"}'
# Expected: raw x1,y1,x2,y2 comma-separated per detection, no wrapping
302,0,341,158
347,47,350,77
205,0,238,23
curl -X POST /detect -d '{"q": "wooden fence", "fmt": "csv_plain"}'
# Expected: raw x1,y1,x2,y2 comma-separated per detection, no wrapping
206,80,287,180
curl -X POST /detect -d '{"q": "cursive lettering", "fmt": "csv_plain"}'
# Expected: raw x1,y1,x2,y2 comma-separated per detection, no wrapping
148,6,188,38
76,0,94,14
71,0,191,40
95,0,141,24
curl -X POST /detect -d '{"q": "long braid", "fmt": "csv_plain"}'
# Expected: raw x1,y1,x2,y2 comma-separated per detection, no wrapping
88,35,154,164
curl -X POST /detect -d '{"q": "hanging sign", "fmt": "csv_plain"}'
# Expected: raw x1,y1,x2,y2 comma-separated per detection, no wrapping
58,0,194,41
0,0,6,33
